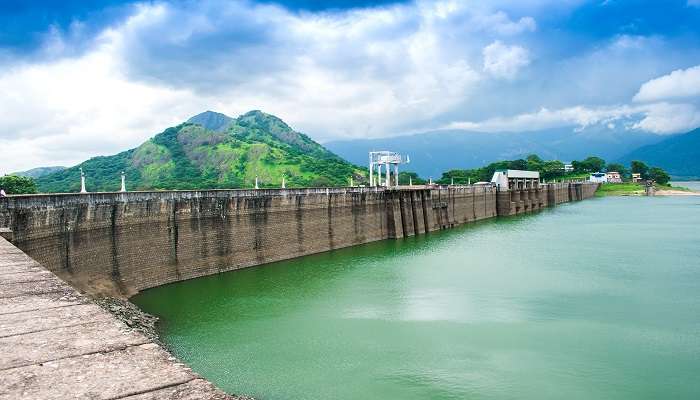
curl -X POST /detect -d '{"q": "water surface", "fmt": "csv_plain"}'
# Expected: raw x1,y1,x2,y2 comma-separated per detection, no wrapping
672,180,700,191
133,196,700,400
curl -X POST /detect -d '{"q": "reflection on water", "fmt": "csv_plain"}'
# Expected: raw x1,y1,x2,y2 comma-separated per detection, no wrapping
133,196,700,400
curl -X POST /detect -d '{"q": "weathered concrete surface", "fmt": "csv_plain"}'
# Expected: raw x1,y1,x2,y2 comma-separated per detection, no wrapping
0,236,237,400
0,184,597,297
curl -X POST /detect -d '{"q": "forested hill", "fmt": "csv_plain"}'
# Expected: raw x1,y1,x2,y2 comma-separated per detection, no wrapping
618,127,700,178
36,110,365,193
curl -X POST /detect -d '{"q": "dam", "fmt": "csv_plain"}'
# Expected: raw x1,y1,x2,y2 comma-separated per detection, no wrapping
0,182,598,399
0,183,596,297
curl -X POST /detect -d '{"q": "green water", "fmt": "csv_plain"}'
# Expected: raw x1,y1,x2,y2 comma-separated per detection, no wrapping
132,196,700,400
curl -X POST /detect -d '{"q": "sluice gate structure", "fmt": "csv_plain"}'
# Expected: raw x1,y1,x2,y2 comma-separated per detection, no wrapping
0,183,598,297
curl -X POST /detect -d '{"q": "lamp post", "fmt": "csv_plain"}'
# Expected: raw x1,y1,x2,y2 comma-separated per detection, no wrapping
79,168,87,193
120,171,126,192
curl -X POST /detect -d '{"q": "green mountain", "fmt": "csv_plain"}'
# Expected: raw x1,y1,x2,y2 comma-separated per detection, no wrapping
618,127,700,178
187,110,235,132
36,110,365,193
13,166,66,179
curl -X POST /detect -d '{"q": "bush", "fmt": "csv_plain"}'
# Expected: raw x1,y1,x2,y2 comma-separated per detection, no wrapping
0,175,38,194
648,167,670,185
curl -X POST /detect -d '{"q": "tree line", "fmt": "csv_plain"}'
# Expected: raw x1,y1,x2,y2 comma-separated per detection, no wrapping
431,155,670,186
1,154,671,195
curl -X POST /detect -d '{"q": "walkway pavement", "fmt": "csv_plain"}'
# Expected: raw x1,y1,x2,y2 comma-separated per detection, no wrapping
0,236,236,400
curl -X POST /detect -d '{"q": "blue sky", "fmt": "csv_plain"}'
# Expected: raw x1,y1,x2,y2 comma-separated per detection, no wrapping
1,0,700,172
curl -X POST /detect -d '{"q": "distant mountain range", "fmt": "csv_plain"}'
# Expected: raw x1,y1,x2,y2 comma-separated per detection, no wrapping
13,166,66,179
617,127,700,179
35,111,363,193
21,113,700,192
325,127,667,178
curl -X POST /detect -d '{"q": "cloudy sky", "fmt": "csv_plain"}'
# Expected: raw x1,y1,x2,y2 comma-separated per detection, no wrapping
1,0,700,173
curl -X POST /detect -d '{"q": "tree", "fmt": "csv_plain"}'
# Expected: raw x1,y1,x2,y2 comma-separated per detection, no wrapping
507,159,528,170
437,169,475,185
540,160,565,180
309,176,333,187
526,154,543,171
398,171,426,185
606,163,628,177
582,156,606,172
648,167,670,185
631,160,649,179
0,175,38,194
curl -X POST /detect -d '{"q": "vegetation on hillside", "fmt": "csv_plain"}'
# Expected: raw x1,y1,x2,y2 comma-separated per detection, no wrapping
436,155,580,184
35,111,366,193
0,175,38,195
618,127,700,178
12,166,66,179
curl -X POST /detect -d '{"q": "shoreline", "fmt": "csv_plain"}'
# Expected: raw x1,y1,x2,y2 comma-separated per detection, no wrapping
655,189,700,196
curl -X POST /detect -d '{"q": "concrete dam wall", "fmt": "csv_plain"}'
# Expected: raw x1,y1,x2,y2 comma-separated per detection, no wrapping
0,183,597,297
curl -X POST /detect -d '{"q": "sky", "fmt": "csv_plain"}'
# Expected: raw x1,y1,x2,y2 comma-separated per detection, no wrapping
1,0,700,172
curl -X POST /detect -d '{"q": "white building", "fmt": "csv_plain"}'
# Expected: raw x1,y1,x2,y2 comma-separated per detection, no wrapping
491,170,540,189
606,171,622,183
589,172,607,183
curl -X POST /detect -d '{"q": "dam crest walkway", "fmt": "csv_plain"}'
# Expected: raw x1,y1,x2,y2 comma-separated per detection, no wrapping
0,235,235,400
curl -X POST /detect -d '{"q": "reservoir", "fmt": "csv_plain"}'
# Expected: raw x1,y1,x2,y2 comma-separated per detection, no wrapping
132,196,700,400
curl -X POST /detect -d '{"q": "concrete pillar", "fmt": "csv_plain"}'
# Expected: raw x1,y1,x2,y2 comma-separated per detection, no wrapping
120,172,126,192
369,162,374,187
281,177,286,189
385,163,390,187
255,176,259,189
79,168,87,193
377,164,382,187
394,164,399,187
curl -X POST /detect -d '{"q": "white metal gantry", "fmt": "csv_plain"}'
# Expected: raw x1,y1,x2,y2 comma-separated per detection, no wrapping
368,151,410,187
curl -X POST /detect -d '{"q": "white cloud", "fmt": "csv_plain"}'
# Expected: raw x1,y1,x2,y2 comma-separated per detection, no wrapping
482,41,530,79
447,102,700,134
633,65,700,102
0,9,210,173
1,0,697,173
631,102,700,133
2,0,509,171
473,12,537,35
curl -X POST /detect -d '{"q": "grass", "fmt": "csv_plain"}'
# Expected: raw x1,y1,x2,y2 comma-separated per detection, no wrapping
596,182,692,196
596,183,646,196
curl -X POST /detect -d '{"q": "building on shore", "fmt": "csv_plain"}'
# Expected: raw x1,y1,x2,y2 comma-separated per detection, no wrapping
589,172,607,183
632,173,642,183
491,169,540,189
606,171,622,183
